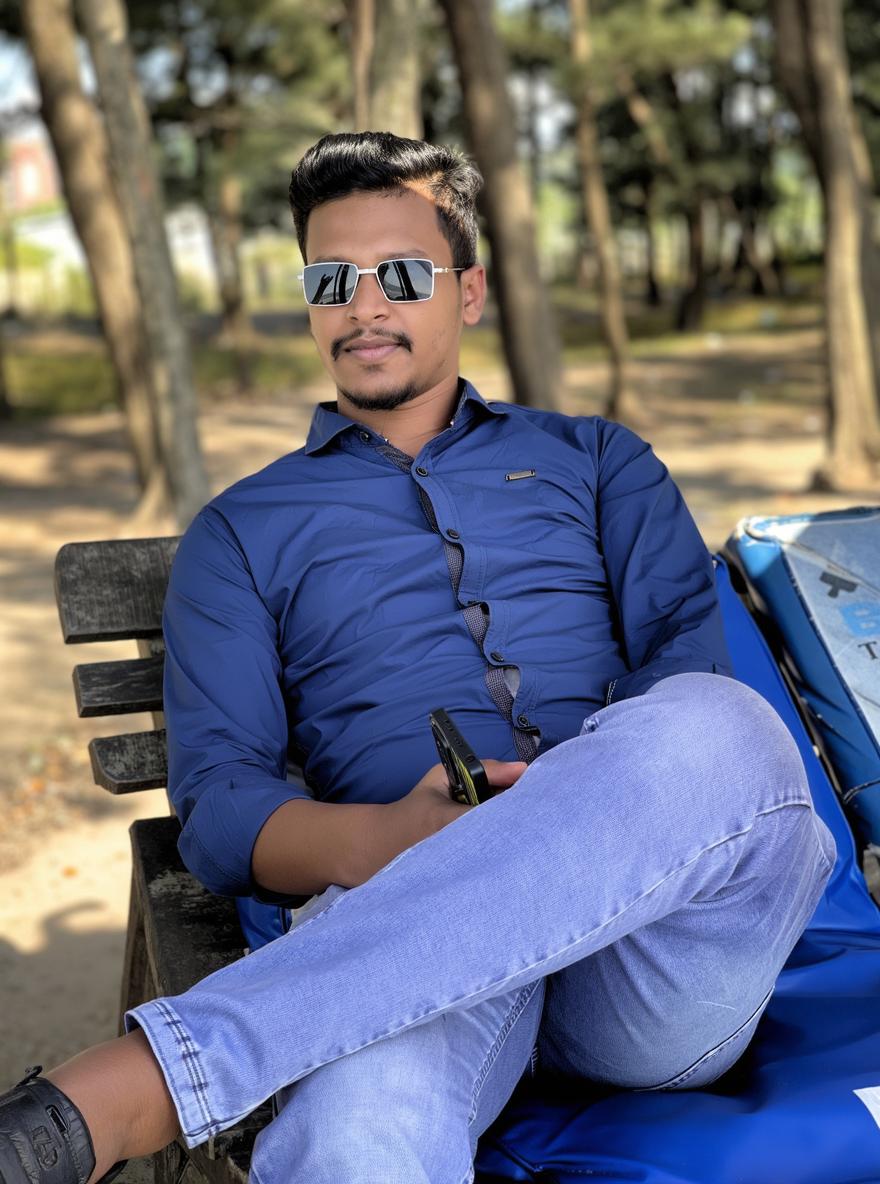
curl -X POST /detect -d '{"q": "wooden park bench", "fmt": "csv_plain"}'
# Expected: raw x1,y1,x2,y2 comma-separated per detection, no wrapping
54,536,273,1184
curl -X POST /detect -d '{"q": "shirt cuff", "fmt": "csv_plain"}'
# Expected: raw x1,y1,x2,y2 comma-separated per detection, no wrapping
177,776,314,899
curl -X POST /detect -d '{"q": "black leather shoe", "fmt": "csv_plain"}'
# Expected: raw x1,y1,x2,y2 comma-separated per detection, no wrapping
0,1067,127,1184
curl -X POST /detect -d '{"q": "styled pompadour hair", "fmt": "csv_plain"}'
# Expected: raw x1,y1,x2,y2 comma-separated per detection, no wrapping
289,131,483,268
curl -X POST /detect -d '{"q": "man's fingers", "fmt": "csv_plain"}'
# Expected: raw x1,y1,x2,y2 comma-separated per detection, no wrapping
482,759,528,787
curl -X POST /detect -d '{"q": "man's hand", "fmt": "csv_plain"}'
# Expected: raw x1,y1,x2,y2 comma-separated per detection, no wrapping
385,759,529,854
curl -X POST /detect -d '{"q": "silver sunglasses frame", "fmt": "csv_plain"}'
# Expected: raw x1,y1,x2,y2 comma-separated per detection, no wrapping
297,258,465,306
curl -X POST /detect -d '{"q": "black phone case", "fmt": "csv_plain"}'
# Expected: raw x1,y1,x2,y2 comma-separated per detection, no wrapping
429,707,492,805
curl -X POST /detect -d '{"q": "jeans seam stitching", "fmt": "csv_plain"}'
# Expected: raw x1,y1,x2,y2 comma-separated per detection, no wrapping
153,1000,216,1137
467,979,542,1125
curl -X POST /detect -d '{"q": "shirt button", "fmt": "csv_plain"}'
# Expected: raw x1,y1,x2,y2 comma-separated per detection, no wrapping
359,431,371,442
415,466,429,476
448,529,460,539
517,714,530,727
490,650,505,662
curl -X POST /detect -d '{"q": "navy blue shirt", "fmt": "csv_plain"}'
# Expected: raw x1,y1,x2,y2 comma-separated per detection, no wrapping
163,380,732,899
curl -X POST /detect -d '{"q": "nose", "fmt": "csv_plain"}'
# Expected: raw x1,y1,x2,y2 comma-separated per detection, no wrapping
347,271,388,321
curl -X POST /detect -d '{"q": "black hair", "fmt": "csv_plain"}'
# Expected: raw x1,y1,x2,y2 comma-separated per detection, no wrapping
289,131,483,268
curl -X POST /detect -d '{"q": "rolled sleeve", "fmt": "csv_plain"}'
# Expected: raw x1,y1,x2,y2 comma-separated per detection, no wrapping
163,506,312,898
596,421,733,705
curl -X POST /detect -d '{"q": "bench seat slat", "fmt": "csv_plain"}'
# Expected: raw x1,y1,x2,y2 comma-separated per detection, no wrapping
55,538,179,643
74,655,164,717
89,730,167,793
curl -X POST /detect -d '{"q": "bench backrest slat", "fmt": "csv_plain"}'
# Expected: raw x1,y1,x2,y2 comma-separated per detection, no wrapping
74,655,164,717
55,538,180,643
89,730,168,793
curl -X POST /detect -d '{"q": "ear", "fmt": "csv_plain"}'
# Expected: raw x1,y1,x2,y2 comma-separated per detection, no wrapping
460,264,486,327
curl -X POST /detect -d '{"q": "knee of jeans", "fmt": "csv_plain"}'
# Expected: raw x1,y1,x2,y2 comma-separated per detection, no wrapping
648,673,808,802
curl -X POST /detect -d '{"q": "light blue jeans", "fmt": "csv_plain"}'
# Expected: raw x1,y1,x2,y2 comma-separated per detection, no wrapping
126,673,836,1184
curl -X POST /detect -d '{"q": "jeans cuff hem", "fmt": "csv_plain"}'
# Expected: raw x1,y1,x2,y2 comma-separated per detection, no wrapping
124,999,218,1148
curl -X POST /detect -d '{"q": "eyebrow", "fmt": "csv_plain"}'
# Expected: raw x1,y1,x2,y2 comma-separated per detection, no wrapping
308,251,433,266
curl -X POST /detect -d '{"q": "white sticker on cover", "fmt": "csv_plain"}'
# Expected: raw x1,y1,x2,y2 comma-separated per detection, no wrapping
854,1085,880,1130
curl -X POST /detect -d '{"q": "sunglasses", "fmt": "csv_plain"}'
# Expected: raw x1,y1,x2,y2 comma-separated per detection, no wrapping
298,258,465,306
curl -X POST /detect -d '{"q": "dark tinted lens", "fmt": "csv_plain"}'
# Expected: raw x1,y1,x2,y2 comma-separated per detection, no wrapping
377,259,434,301
302,263,356,305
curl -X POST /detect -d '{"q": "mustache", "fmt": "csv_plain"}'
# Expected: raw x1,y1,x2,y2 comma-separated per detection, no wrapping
331,329,413,361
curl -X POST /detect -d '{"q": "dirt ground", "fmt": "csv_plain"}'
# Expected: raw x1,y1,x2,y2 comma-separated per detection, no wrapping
0,325,873,1178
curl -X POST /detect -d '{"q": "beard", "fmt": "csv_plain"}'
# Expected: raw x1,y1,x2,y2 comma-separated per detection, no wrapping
337,382,420,412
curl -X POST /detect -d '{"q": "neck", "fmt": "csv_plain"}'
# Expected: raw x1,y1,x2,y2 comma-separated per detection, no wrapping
336,375,463,456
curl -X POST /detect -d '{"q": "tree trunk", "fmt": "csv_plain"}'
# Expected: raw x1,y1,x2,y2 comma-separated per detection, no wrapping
676,200,707,332
350,0,375,130
0,325,12,420
77,0,209,527
740,212,779,297
200,134,254,393
0,171,19,318
20,0,164,503
350,0,423,137
644,206,661,306
215,167,249,340
438,0,562,411
195,132,252,378
773,0,880,428
372,0,423,138
569,0,635,423
802,0,880,488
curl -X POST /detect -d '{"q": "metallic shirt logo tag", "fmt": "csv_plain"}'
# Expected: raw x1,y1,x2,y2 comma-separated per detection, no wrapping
505,469,536,482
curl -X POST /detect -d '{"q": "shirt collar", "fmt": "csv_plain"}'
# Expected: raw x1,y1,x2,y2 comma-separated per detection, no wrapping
303,379,509,456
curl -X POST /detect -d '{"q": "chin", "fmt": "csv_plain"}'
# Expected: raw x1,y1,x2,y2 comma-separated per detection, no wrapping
337,381,421,413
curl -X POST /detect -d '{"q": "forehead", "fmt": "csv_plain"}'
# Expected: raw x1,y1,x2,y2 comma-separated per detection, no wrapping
305,187,450,265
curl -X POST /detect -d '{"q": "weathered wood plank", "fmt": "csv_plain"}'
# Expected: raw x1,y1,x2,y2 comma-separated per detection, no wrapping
131,815,245,995
74,654,164,716
89,730,167,793
55,537,179,643
129,816,268,1184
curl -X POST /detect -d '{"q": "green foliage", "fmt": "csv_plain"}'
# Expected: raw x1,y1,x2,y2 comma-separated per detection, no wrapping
128,0,351,232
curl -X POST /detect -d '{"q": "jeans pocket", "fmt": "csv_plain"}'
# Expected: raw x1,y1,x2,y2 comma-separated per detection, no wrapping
637,985,774,1092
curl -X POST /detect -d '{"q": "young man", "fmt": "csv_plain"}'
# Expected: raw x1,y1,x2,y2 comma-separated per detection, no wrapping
1,132,835,1184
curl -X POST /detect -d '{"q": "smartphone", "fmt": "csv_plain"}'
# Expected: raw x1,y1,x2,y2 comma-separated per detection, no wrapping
429,707,492,806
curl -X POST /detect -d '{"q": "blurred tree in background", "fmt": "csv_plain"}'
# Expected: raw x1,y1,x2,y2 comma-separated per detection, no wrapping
1,0,879,503
128,0,348,368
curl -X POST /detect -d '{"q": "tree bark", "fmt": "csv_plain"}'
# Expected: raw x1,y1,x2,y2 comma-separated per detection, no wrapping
569,0,635,423
676,199,707,332
773,0,880,429
0,169,19,318
194,132,252,391
350,0,375,130
802,0,880,488
214,166,249,340
438,0,562,411
20,0,163,499
0,324,11,420
77,0,209,527
350,0,423,137
372,0,423,138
